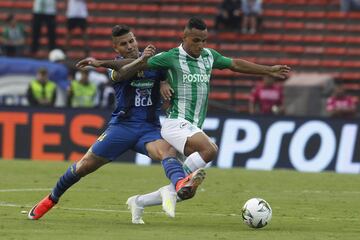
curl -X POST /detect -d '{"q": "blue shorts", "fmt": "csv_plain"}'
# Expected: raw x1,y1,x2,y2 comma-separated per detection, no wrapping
91,121,162,161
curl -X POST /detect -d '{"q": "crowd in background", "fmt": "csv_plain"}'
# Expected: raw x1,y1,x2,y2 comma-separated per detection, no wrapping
0,0,358,118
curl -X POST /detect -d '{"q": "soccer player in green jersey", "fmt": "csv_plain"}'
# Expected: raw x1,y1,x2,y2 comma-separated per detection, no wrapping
90,17,290,221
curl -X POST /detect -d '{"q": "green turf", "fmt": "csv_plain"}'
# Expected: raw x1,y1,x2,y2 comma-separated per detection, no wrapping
0,159,359,240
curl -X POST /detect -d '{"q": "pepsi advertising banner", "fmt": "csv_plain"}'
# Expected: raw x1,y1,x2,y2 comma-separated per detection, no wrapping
0,106,359,174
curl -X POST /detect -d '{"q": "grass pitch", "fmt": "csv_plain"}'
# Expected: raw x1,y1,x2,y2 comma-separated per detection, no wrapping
0,160,359,240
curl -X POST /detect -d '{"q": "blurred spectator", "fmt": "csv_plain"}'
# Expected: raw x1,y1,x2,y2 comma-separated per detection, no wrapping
67,68,97,107
31,0,57,54
241,0,262,34
97,78,116,109
340,0,360,12
214,0,242,31
27,67,57,107
326,85,357,118
249,76,284,115
1,14,26,57
65,0,89,55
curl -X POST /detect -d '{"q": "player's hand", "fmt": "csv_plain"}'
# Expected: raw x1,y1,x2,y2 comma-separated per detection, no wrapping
76,57,101,69
141,44,156,61
269,65,291,79
160,81,174,101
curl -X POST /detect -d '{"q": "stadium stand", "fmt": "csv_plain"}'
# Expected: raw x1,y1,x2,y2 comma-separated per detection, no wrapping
0,0,359,112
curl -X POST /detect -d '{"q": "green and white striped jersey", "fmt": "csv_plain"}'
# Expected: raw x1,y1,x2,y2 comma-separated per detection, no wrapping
148,45,232,128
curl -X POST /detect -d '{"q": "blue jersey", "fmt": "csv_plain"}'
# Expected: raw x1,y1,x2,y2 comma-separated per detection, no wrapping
91,55,166,161
108,55,166,125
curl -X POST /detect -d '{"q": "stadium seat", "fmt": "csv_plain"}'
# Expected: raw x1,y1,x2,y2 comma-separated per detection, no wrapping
326,23,345,31
306,11,326,19
299,59,321,67
325,47,346,55
324,36,345,43
262,21,283,30
303,35,324,43
282,35,303,42
304,46,324,54
305,23,325,30
321,60,342,68
284,22,304,30
234,93,250,101
342,61,360,68
346,24,360,32
283,46,304,54
261,45,282,52
346,48,360,56
262,34,282,42
263,9,285,18
209,92,231,100
285,11,305,18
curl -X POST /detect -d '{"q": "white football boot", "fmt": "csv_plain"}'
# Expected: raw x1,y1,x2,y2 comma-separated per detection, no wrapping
159,185,177,218
126,195,145,224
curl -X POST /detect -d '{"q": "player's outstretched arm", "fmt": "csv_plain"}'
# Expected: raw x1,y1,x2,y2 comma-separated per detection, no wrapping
76,57,134,70
75,45,155,82
229,59,291,79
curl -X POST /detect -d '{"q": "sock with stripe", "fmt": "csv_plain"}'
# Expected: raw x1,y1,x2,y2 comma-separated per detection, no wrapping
50,163,81,203
183,152,207,175
161,157,185,187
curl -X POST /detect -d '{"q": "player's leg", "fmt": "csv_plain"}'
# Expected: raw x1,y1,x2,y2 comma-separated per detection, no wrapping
129,128,204,220
130,132,183,219
182,131,218,173
161,118,215,175
138,131,206,200
135,129,188,197
28,151,109,220
28,124,135,220
143,139,179,218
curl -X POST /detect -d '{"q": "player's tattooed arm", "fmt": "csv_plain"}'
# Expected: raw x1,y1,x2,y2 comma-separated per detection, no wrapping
76,58,134,71
76,45,156,82
229,59,291,79
112,44,156,81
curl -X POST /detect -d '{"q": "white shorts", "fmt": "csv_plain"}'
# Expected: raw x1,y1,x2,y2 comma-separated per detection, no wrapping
161,118,203,155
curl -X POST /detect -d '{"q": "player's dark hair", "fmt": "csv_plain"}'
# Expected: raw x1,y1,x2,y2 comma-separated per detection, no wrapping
112,25,130,37
186,17,207,30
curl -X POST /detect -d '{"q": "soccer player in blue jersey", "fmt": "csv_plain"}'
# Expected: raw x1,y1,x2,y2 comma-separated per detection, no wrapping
27,25,205,224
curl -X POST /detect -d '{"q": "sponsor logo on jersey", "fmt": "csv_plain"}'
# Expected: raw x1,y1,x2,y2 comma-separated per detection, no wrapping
203,58,210,69
182,74,210,83
135,88,153,107
130,79,154,89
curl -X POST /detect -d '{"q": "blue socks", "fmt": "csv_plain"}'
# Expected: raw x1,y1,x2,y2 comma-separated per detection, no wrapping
50,163,81,203
162,157,185,187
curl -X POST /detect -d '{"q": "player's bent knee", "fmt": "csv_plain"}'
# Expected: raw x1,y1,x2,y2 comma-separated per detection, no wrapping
76,152,109,177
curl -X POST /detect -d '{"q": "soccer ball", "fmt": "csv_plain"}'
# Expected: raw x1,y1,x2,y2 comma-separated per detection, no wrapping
241,198,272,229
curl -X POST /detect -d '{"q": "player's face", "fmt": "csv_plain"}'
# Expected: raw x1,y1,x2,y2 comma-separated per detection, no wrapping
112,32,139,59
183,28,208,58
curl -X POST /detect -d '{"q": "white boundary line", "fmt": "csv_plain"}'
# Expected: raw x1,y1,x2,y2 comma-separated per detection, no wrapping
0,188,52,192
